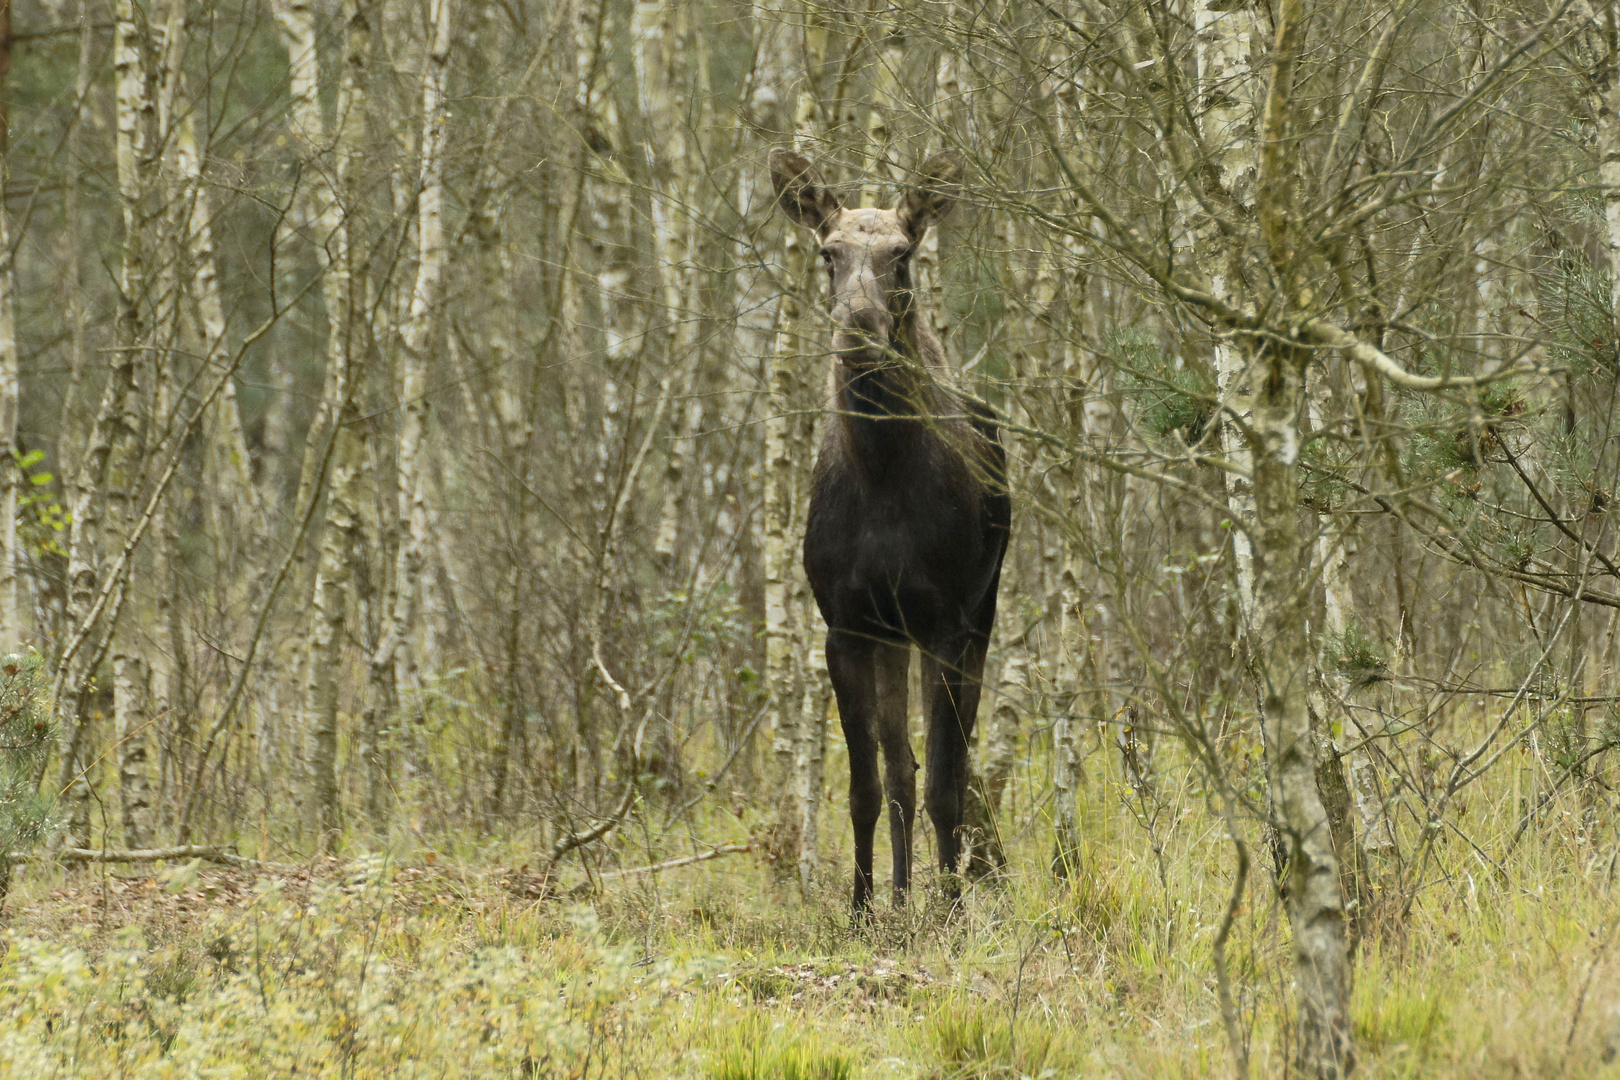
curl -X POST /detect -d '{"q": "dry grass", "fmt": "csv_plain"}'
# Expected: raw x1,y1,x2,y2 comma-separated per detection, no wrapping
4,708,1620,1078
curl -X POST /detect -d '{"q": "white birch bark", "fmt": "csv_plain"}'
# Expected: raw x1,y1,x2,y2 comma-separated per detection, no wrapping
638,0,705,571
1195,0,1262,630
796,638,831,889
0,111,17,654
920,41,973,340
296,0,373,851
1603,18,1620,1022
1050,240,1091,872
1254,5,1352,1069
180,109,262,537
113,653,152,846
764,10,829,880
268,0,333,480
1080,324,1143,792
1253,345,1352,1076
1309,368,1390,857
1595,1,1620,342
58,0,154,845
860,21,904,208
362,0,454,829
57,4,97,481
754,1,816,870
275,0,352,519
582,3,635,515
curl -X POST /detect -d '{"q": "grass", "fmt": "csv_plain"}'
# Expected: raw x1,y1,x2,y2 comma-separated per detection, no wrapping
4,710,1620,1077
705,1016,854,1080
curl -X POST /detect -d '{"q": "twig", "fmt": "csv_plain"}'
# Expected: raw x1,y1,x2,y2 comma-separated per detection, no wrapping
8,845,285,870
566,843,755,897
544,780,640,876
1212,832,1252,1080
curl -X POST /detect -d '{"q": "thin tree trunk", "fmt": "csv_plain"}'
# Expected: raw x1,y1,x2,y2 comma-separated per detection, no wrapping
269,0,331,487
639,0,704,573
860,17,903,208
1598,1,1620,346
297,0,373,853
1254,3,1352,1071
113,653,153,846
755,0,816,875
796,638,831,888
585,2,634,518
1252,344,1352,1076
362,0,454,832
57,0,154,844
0,3,18,655
1050,238,1091,876
1196,0,1261,636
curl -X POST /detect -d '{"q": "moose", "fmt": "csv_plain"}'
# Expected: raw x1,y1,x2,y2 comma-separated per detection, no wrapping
768,147,1010,912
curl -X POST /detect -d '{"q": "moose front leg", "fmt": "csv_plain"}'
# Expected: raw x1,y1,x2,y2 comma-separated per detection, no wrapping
826,632,882,913
872,642,914,905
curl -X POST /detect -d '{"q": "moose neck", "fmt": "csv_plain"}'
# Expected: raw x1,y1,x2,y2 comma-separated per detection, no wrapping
831,309,947,466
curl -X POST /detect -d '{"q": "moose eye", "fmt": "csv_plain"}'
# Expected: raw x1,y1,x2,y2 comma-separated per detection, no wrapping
819,248,833,265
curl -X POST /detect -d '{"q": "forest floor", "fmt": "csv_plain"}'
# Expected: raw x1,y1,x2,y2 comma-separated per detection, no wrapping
2,762,1620,1077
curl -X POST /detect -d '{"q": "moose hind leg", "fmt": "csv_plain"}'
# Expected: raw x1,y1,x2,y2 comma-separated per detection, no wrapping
826,632,882,913
924,634,988,892
872,642,915,905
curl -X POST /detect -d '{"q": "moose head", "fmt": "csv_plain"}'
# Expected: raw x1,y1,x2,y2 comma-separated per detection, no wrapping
768,148,963,362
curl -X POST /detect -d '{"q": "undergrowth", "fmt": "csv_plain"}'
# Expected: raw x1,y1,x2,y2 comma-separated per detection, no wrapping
4,702,1620,1078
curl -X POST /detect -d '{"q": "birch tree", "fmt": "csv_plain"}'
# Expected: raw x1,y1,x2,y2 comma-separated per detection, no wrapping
757,0,820,876
0,22,17,658
56,0,156,847
362,0,454,830
296,0,374,851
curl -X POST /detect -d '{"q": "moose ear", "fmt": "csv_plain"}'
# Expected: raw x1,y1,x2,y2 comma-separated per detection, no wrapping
897,150,965,239
769,148,841,232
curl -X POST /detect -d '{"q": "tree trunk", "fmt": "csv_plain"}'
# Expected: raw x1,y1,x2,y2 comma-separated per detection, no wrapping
56,0,154,845
1196,0,1261,637
362,0,453,833
1600,1,1620,346
113,652,152,847
1251,343,1352,1076
1051,245,1090,877
296,0,373,853
756,0,819,878
0,41,18,654
1253,3,1352,1071
637,0,704,574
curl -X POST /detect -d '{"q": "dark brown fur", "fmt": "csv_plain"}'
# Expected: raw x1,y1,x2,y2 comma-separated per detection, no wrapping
769,148,1010,912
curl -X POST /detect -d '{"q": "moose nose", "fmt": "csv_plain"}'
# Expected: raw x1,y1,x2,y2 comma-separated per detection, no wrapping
845,303,892,343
